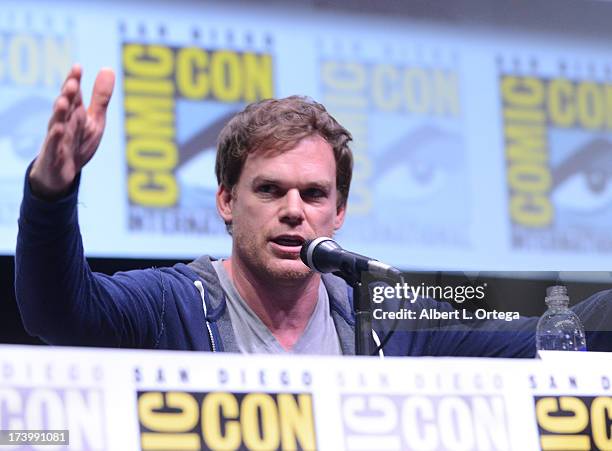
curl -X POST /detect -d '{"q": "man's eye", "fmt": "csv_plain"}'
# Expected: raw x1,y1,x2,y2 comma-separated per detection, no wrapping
258,184,278,194
303,188,326,199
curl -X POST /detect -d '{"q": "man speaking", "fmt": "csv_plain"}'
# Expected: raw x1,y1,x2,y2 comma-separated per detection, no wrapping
14,65,612,356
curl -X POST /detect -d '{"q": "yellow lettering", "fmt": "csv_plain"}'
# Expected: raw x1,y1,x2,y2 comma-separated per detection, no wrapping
540,435,591,450
127,139,177,171
124,78,174,96
176,47,209,99
576,82,604,129
241,394,279,450
504,107,546,123
125,96,175,139
537,397,591,450
536,397,589,433
508,164,551,193
202,393,241,451
503,75,552,228
278,394,316,450
510,195,552,227
128,172,178,207
505,124,546,162
140,433,199,450
211,51,242,102
591,397,612,450
243,52,273,101
548,79,574,127
138,392,198,431
123,44,173,78
502,77,544,107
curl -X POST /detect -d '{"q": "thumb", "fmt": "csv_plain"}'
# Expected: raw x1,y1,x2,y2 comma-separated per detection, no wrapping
88,67,115,121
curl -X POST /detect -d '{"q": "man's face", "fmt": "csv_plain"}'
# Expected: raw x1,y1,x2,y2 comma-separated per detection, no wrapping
217,134,346,281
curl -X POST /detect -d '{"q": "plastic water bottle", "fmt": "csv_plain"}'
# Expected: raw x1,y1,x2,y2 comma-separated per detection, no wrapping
536,285,586,351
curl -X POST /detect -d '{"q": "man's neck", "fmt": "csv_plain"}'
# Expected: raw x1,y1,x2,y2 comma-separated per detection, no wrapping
223,258,320,350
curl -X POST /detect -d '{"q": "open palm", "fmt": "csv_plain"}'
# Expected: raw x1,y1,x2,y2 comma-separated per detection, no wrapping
29,65,115,199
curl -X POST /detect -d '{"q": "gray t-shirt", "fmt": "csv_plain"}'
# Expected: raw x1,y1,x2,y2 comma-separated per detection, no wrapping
212,260,342,355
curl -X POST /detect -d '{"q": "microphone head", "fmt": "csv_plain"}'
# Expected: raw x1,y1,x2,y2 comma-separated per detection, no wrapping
300,240,312,268
300,237,339,273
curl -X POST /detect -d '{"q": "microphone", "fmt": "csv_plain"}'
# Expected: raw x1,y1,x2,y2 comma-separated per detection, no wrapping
300,237,402,279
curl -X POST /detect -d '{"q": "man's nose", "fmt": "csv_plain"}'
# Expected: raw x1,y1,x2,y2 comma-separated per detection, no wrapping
280,189,305,225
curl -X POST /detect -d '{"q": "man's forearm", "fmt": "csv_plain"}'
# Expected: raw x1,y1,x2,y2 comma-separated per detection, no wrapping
15,167,97,344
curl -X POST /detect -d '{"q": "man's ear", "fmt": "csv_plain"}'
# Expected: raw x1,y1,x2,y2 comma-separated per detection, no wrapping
216,184,233,226
334,203,347,231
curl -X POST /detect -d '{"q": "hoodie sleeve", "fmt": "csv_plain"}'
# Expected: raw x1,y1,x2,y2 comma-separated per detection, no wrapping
14,165,166,348
377,288,612,357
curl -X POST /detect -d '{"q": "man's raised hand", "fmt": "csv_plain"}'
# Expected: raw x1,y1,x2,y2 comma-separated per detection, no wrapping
29,64,115,199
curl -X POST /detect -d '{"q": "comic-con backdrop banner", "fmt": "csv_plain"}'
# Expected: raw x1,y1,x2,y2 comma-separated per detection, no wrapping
122,42,273,236
500,67,612,254
1,0,612,272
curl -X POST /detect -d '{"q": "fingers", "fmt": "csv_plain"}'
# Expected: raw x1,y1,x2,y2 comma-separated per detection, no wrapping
45,122,66,161
47,96,69,131
59,63,81,92
30,64,87,198
47,65,83,131
65,63,82,83
88,68,115,122
38,65,113,175
71,82,83,115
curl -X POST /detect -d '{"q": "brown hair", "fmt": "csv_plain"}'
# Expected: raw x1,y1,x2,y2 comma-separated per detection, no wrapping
215,96,353,209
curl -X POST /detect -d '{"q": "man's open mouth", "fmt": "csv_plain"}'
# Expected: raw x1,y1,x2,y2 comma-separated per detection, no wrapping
271,235,305,247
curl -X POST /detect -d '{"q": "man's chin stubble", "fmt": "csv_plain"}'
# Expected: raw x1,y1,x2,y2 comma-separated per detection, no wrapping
265,262,313,282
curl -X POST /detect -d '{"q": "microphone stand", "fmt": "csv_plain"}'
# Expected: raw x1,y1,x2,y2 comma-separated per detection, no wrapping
334,271,372,356
354,279,373,356
301,237,403,356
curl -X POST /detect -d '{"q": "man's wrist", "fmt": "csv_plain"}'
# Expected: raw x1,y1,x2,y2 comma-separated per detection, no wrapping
28,170,72,202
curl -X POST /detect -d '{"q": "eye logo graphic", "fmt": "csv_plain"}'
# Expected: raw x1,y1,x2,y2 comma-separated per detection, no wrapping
551,138,612,212
319,50,468,247
374,125,463,202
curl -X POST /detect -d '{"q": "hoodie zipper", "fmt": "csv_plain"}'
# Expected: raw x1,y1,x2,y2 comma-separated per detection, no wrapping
194,280,217,352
